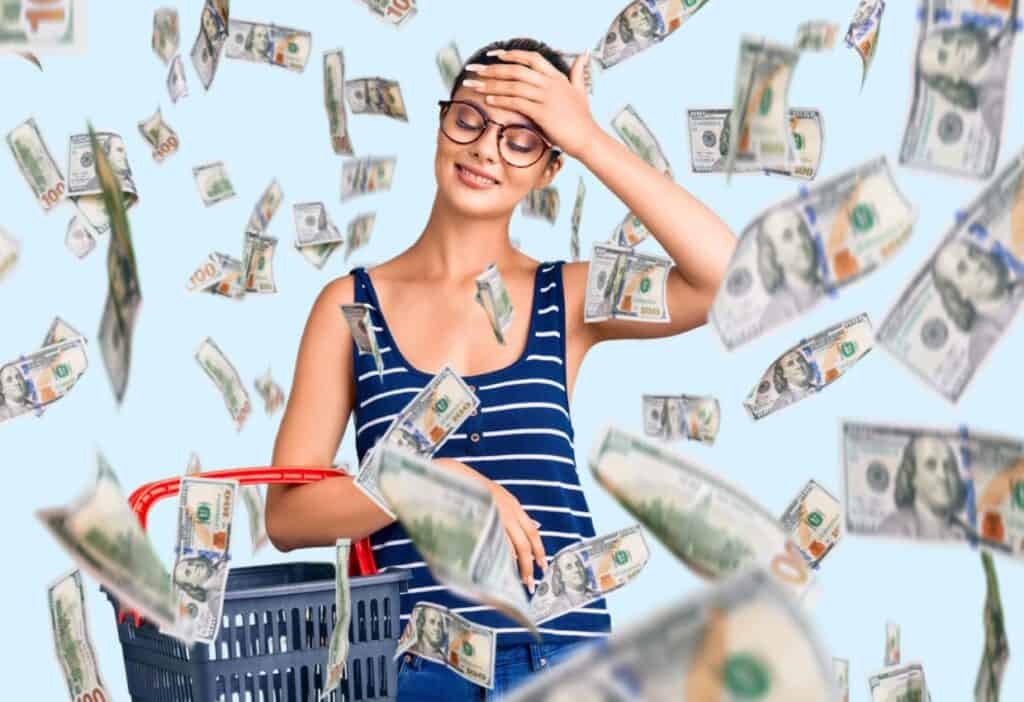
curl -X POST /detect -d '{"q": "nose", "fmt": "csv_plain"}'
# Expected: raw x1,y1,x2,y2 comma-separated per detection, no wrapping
468,122,502,163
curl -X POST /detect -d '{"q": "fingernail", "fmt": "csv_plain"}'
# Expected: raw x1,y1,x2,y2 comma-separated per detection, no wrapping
464,63,485,72
486,49,504,56
462,79,483,88
528,579,535,594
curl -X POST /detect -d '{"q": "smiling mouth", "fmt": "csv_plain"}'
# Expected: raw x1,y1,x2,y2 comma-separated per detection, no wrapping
455,163,500,186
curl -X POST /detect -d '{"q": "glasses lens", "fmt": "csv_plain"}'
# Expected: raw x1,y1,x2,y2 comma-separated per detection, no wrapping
500,127,546,167
442,102,485,143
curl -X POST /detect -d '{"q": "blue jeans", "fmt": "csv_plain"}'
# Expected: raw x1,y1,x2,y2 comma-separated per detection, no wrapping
396,638,600,701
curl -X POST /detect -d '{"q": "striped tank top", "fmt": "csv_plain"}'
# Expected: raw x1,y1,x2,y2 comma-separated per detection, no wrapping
350,261,612,645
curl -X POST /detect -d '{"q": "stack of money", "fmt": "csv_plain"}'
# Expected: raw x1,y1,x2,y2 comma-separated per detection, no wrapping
346,77,409,121
795,20,838,51
569,177,584,261
520,186,559,224
137,108,180,163
397,602,497,688
885,620,900,666
48,570,113,702
641,393,720,445
190,0,230,91
254,367,285,414
342,156,397,200
593,0,713,70
584,243,672,323
611,104,672,178
167,55,189,103
345,212,376,261
1,316,89,424
976,552,1009,701
779,480,842,569
323,49,354,155
474,264,514,345
868,662,929,702
878,148,1024,403
845,0,886,88
0,226,20,280
341,303,384,379
67,131,138,237
225,19,312,73
710,156,915,350
322,539,353,699
193,161,236,206
436,40,462,92
195,337,252,431
152,7,179,64
7,117,66,212
358,0,418,28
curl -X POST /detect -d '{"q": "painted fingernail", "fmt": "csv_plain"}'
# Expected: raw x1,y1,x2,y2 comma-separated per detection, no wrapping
484,95,494,103
528,579,535,594
464,63,485,72
486,49,504,56
462,79,483,88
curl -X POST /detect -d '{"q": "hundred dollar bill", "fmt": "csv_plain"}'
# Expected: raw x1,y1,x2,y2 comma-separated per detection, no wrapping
688,107,824,180
0,226,20,281
725,36,800,179
397,602,497,688
357,0,418,28
138,108,179,163
642,393,720,445
242,231,278,293
584,243,672,323
342,156,397,200
972,433,1024,560
225,19,311,73
556,50,593,94
436,39,462,92
0,337,88,423
67,131,138,236
589,425,813,598
899,0,1018,179
323,49,354,155
152,7,179,64
976,551,1009,702
611,104,672,177
345,211,375,261
195,337,252,431
167,54,189,103
744,313,873,420
187,251,243,298
885,620,900,666
570,177,584,261
187,451,202,476
321,539,352,700
796,20,838,51
609,210,650,248
7,117,66,211
845,0,885,88
475,263,514,345
43,315,84,346
780,480,841,569
378,445,536,632
192,161,235,206
253,366,284,414
48,570,113,702
65,216,95,260
345,77,409,121
0,0,86,53
341,303,384,378
356,365,479,516
36,453,176,631
241,485,267,552
710,155,915,350
520,186,559,224
167,477,236,644
529,525,649,624
190,0,229,91
297,240,342,269
878,148,1024,402
593,0,713,70
834,658,851,702
506,568,837,702
246,178,283,236
868,662,928,702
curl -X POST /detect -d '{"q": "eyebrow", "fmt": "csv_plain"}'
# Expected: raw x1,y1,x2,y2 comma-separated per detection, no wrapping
462,98,542,133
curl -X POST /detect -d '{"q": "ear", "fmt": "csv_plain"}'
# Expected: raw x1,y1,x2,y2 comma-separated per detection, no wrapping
537,153,564,187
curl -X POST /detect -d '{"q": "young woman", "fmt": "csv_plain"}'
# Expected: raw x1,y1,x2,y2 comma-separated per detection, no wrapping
267,37,736,701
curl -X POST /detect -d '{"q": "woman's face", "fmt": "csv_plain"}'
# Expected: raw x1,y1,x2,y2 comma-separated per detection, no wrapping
913,437,958,512
435,85,560,220
0,365,26,404
763,210,816,280
936,240,1005,303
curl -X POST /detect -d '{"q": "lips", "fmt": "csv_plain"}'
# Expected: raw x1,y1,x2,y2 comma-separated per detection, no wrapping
455,162,500,186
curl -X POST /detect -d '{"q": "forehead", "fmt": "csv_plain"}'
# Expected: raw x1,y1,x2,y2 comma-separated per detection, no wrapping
450,85,540,131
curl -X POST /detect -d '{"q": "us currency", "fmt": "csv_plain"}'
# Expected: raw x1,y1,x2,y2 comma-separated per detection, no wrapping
167,54,189,103
225,19,311,73
878,148,1024,402
397,602,497,689
323,49,354,155
342,156,397,200
294,202,341,247
0,0,86,52
593,0,713,70
65,217,95,260
845,0,885,88
167,477,236,644
242,231,278,293
253,366,284,414
506,568,837,702
589,425,813,598
436,39,462,92
345,212,375,261
611,104,672,178
976,552,1009,702
246,178,284,236
609,210,650,248
67,131,138,237
242,484,267,553
187,252,244,298
192,161,236,206
357,0,418,28
186,451,202,476
0,226,20,280
152,7,179,64
195,337,252,431
0,337,88,424
744,313,874,420
584,243,672,323
710,155,915,350
48,570,112,702
885,620,900,666
725,36,800,179
7,117,66,212
296,240,342,270
795,21,838,51
834,658,851,702
842,422,1024,547
378,445,537,632
475,263,514,345
138,108,180,163
321,539,352,700
688,107,824,180
36,453,176,631
868,662,928,702
529,525,650,624
570,177,584,261
356,365,479,517
521,186,559,224
641,393,720,445
341,303,384,378
556,50,593,94
190,0,229,91
780,480,841,569
345,77,409,121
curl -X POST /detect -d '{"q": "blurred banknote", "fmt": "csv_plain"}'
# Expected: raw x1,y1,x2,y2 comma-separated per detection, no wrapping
225,19,311,72
570,177,584,261
779,480,842,569
506,568,837,702
357,0,418,28
609,210,650,248
321,539,352,700
0,335,88,424
246,178,283,236
138,108,180,163
195,337,252,431
976,551,1009,702
642,393,720,445
294,202,344,247
323,49,354,155
187,251,244,298
877,147,1024,403
341,303,384,378
688,107,824,180
297,240,341,269
397,602,496,688
436,39,462,92
529,525,649,624
744,313,873,420
795,20,838,51
253,366,284,414
710,156,915,350
346,77,408,121
48,570,112,702
167,54,188,103
0,226,19,279
885,620,900,666
67,131,138,236
341,156,396,200
192,161,236,206
190,0,229,90
345,211,375,261
7,117,66,211
475,263,513,345
241,485,268,552
589,425,813,598
584,243,672,323
152,7,179,64
521,186,559,224
242,230,278,293
834,658,850,702
611,104,672,177
593,0,713,70
0,0,85,52
899,0,1017,179
868,662,929,702
845,0,885,88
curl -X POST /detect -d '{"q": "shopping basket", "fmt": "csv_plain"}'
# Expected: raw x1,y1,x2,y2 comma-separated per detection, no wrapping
102,466,410,702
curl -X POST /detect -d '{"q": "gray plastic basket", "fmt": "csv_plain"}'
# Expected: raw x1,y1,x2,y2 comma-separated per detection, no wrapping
103,562,410,702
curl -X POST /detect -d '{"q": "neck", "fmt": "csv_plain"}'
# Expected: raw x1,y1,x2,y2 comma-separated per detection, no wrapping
408,193,520,279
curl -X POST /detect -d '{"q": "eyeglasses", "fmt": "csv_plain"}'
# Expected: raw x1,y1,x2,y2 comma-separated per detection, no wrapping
438,99,560,168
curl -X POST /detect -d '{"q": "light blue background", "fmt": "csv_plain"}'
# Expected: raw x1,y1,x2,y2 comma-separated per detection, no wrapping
3,1,1022,698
